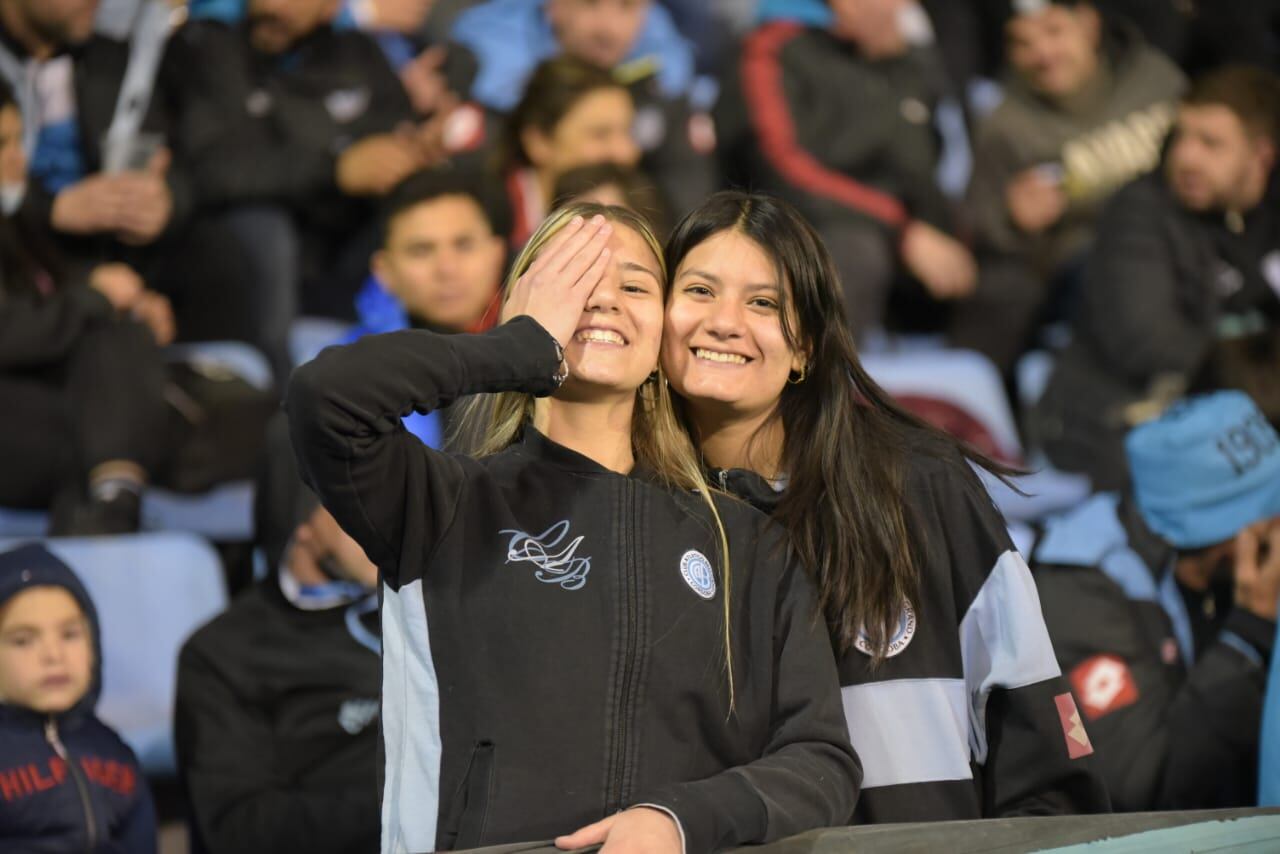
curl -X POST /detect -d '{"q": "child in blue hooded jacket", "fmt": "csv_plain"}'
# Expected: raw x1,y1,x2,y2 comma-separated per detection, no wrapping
0,543,156,853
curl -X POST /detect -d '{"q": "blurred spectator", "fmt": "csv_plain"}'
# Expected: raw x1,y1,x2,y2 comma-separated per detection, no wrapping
1032,65,1280,487
957,0,1185,372
0,0,264,350
551,162,668,233
176,423,380,854
0,0,186,256
356,167,506,337
0,87,170,534
166,0,425,376
450,0,714,216
499,56,640,247
719,0,977,336
1033,391,1280,811
0,543,157,852
340,167,508,447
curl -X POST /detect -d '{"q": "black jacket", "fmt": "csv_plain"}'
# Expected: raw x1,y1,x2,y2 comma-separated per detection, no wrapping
1033,172,1280,486
1032,492,1275,810
175,581,381,854
0,29,194,264
285,317,861,853
717,21,952,237
715,448,1111,823
166,21,412,227
620,58,716,221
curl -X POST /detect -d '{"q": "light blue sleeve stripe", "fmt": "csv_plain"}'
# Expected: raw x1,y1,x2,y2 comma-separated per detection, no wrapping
381,579,442,854
841,679,973,788
960,550,1063,765
1260,619,1280,806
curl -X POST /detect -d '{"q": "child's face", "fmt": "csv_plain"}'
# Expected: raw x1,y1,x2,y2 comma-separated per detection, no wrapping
0,587,93,714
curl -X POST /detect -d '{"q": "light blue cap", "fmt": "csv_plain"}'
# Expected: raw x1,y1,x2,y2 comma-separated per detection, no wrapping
1126,391,1280,549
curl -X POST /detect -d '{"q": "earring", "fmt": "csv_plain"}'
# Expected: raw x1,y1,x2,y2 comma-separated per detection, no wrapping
787,364,807,385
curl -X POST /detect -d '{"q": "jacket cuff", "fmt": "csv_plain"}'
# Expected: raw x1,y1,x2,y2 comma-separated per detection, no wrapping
632,804,687,854
635,771,768,854
499,315,564,397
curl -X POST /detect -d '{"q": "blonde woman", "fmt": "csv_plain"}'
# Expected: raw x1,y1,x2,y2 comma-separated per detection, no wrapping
286,205,860,854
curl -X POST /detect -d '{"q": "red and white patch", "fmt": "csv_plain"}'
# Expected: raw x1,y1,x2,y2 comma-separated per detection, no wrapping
1160,638,1180,665
1070,654,1139,720
1054,693,1095,759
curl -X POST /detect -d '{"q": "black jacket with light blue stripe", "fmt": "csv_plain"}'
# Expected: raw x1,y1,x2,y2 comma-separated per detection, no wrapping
1033,493,1275,811
719,450,1111,824
285,317,861,854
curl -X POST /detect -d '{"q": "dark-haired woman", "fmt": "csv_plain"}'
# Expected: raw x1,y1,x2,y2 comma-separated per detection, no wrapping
661,191,1111,822
500,56,641,247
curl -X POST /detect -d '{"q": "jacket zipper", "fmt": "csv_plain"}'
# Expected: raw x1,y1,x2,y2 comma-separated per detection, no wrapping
607,479,640,812
45,717,99,853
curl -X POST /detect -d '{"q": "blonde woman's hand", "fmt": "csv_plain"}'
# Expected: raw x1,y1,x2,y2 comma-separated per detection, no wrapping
555,807,682,854
501,214,612,347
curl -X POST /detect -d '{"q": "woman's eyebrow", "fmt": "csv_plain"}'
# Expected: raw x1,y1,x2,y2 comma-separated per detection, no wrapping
621,260,660,280
676,268,721,282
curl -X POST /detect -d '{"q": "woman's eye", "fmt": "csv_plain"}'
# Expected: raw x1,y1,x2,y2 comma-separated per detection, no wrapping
749,298,779,310
683,284,712,297
621,281,651,294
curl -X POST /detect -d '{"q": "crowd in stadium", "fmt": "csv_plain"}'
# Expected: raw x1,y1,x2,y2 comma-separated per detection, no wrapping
0,0,1278,851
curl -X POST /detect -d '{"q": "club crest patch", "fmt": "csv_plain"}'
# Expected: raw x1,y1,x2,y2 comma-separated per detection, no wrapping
854,600,917,658
680,550,716,599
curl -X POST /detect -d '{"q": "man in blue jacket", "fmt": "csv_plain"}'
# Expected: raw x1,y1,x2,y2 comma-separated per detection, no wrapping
1033,391,1280,811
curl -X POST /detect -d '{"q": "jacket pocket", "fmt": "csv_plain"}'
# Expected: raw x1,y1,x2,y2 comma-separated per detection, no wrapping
446,740,496,851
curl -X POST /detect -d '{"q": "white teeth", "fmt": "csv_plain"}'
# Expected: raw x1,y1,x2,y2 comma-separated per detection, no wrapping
694,348,748,365
577,329,625,345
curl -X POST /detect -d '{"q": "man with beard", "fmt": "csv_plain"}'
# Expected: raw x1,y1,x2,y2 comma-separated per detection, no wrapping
1033,391,1280,811
1033,65,1280,487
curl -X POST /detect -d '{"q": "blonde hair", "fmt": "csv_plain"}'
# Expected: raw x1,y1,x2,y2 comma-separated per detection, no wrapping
456,202,737,711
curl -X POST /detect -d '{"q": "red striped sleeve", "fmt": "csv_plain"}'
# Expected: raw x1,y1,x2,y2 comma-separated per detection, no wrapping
740,22,910,230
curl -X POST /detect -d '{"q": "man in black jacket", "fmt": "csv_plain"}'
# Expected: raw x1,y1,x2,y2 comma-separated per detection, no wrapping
176,425,381,854
1033,390,1280,811
166,0,423,376
0,0,265,346
1033,65,1280,487
719,0,976,336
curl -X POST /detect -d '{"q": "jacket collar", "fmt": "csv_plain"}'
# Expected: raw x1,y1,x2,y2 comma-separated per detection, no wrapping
514,426,660,484
708,466,786,513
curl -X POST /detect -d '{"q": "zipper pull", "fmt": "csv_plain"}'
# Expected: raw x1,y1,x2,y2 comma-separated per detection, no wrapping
718,469,729,490
44,717,69,760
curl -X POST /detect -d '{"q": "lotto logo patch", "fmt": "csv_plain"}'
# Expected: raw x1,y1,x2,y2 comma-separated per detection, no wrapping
1054,693,1095,759
1070,654,1139,720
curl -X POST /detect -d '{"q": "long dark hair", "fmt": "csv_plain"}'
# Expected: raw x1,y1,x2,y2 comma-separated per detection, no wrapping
665,192,1014,662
